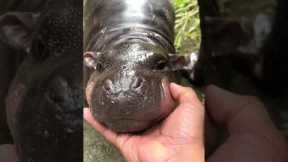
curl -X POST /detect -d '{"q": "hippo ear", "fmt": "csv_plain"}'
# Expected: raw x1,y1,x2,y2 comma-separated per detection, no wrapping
168,52,199,80
0,12,39,53
83,51,101,69
168,52,198,71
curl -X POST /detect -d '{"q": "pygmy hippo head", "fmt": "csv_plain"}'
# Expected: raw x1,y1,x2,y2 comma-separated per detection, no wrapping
84,41,177,133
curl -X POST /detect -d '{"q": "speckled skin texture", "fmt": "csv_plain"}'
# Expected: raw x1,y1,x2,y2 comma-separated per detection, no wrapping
4,0,83,161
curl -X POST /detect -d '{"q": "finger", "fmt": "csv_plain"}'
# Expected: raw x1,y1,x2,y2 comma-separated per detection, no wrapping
203,85,253,126
204,85,276,133
204,85,288,160
83,108,118,146
160,83,205,142
208,133,287,162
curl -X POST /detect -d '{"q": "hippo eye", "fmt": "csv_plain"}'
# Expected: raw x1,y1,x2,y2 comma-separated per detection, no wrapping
96,63,105,72
155,60,167,70
31,39,49,61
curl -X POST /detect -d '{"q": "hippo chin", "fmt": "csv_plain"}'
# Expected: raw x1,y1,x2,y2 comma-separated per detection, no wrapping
84,0,177,133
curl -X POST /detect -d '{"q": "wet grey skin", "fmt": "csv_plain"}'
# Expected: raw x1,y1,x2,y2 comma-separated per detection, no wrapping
84,0,178,133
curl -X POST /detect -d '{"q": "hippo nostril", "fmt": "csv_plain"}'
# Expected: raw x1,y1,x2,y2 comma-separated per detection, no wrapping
122,65,127,70
132,77,144,89
103,79,113,92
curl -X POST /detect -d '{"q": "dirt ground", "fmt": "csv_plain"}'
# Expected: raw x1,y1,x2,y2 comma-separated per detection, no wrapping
84,122,125,162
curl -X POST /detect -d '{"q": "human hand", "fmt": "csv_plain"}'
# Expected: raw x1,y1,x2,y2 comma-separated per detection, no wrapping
205,85,288,162
84,83,205,162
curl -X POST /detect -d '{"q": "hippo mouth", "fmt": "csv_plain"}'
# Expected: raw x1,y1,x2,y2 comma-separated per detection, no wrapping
86,72,176,133
105,79,174,132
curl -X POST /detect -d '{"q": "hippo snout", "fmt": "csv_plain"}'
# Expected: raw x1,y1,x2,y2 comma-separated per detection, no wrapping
103,76,144,94
86,69,176,133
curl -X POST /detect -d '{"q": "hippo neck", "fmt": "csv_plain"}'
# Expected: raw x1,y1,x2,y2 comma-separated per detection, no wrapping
87,25,175,53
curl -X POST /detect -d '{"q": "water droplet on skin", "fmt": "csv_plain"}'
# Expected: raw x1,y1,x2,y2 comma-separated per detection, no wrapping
100,29,106,34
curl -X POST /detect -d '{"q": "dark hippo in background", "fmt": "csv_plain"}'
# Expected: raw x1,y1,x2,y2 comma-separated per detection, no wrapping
0,0,49,145
1,0,82,161
193,0,288,95
84,0,179,133
192,0,288,154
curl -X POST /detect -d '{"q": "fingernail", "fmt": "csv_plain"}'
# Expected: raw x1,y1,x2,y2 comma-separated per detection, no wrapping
83,108,91,119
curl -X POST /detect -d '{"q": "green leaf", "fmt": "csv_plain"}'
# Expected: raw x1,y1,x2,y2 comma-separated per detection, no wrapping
173,0,201,53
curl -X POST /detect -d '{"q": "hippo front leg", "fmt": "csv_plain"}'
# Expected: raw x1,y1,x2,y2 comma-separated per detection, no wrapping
0,41,14,145
0,12,37,145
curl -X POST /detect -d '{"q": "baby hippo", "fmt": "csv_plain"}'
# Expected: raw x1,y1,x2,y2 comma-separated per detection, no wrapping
84,0,178,133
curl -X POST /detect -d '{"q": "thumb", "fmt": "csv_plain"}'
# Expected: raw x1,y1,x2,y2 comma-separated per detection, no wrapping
160,83,205,142
204,85,276,134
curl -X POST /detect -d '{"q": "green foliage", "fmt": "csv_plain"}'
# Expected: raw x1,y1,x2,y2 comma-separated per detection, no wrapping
173,0,201,53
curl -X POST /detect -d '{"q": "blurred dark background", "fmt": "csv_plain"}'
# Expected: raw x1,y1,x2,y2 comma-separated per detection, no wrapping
0,0,83,161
